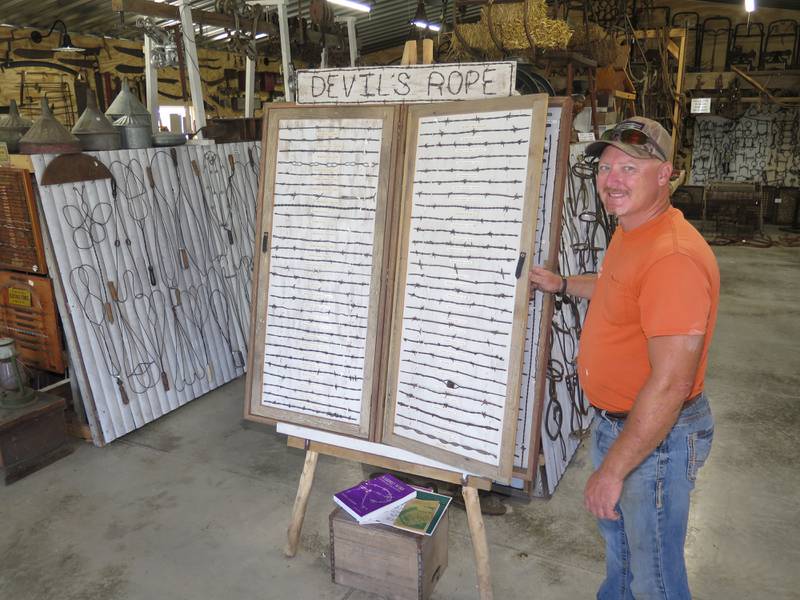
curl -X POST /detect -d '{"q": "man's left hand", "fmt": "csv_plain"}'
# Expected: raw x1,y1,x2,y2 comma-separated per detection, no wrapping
584,467,623,520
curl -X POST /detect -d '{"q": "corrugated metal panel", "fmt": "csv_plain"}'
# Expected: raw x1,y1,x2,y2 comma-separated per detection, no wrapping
4,0,798,58
31,141,259,445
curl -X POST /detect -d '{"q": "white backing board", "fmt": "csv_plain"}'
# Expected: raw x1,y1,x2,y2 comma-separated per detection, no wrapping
277,422,480,477
383,96,549,483
260,118,384,428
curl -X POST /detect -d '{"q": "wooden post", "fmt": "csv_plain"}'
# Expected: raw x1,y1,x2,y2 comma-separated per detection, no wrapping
462,483,493,600
422,38,434,64
143,34,160,133
245,49,256,118
177,0,207,135
276,0,294,101
284,449,319,557
588,67,600,139
401,40,418,66
566,61,574,95
671,31,687,163
344,16,358,67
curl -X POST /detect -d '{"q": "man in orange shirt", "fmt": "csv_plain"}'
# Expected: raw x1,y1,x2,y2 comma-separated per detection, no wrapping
530,117,719,599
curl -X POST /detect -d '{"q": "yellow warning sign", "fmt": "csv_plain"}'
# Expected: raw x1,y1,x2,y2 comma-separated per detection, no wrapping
8,287,32,307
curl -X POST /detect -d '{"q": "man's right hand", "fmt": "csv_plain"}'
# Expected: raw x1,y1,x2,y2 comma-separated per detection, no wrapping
529,266,563,294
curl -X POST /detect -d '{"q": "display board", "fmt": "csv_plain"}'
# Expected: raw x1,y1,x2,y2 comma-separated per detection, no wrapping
246,106,398,438
34,142,261,444
689,105,800,187
382,95,549,482
513,99,573,480
535,143,610,496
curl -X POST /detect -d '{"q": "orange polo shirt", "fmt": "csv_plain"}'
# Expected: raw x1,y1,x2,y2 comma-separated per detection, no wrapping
577,207,720,413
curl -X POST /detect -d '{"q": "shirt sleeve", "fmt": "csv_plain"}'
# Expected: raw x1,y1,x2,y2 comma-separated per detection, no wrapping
638,253,711,338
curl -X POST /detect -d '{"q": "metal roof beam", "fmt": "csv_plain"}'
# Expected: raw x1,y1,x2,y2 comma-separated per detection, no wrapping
110,0,278,35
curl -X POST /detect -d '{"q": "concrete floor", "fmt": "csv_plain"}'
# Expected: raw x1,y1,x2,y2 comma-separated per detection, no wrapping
1,243,798,600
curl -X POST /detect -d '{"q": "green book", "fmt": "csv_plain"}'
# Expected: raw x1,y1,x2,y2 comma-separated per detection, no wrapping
392,489,452,536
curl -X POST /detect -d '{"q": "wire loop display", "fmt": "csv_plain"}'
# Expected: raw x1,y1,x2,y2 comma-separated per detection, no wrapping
34,142,259,444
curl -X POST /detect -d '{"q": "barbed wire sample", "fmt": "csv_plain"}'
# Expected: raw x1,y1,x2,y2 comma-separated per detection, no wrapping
537,143,610,497
514,106,562,474
260,119,384,426
390,107,539,468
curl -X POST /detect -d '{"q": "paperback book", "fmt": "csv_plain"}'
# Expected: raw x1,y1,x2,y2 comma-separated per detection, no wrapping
373,488,453,536
333,473,416,524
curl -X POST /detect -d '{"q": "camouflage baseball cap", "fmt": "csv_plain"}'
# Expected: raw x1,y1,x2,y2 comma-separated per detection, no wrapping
586,117,672,161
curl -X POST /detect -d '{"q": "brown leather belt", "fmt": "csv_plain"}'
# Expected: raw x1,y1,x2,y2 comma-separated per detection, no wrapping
599,392,702,421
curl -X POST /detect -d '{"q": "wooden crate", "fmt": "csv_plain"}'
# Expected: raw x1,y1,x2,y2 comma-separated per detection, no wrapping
0,392,72,484
0,271,65,373
0,167,47,274
329,507,448,600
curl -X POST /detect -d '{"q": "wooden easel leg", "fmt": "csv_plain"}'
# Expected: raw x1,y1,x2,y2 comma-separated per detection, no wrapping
462,484,494,600
284,449,319,557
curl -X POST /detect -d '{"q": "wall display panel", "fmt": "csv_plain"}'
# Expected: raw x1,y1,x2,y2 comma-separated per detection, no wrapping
33,142,260,444
513,100,573,479
246,106,398,438
383,95,549,483
536,144,610,496
689,106,800,187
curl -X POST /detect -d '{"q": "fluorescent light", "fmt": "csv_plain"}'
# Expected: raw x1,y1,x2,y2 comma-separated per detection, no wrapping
255,32,268,39
412,20,440,31
745,0,755,11
327,0,371,12
211,31,230,41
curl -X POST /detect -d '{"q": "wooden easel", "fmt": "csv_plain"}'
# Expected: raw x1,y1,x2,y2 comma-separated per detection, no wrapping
249,66,545,600
282,436,495,600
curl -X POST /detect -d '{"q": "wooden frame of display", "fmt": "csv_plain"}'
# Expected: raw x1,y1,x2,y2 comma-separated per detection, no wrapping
514,96,574,483
381,94,549,483
245,105,399,438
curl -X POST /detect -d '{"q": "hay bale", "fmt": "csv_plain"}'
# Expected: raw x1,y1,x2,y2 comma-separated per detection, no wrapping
568,22,628,67
449,0,572,59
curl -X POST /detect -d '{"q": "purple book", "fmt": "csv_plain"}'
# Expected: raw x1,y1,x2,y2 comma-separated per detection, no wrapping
333,474,416,524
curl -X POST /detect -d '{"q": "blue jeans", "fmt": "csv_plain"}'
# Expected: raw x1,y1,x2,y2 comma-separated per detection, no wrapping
591,394,714,600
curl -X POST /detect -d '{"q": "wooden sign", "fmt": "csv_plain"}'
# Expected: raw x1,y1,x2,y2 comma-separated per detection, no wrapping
7,286,32,307
296,62,517,105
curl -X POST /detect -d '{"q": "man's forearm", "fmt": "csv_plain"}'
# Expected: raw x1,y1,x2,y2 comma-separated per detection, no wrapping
565,274,597,300
598,378,686,480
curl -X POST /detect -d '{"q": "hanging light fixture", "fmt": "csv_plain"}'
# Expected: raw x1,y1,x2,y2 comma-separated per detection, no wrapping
744,0,755,12
30,19,85,53
328,0,371,13
411,0,428,28
411,0,441,31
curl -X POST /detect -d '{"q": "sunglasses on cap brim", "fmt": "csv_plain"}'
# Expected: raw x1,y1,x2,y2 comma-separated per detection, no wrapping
600,127,667,160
